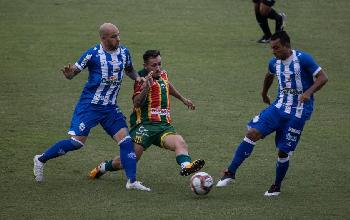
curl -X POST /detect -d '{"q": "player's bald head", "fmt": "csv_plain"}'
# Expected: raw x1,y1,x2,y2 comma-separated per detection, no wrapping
99,23,118,37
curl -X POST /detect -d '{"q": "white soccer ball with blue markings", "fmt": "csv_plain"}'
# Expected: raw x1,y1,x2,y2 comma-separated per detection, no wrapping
190,172,214,195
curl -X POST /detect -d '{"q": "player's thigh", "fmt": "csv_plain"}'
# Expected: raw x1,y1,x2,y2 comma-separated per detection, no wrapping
162,134,187,151
260,0,274,16
275,117,306,154
100,109,128,141
154,124,178,150
68,104,101,137
248,105,280,139
261,0,275,7
129,123,158,150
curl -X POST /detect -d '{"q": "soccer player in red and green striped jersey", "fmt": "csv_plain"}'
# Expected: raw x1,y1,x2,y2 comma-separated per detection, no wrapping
89,50,205,181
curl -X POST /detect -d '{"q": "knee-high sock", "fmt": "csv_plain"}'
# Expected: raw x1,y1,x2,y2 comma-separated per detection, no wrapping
228,137,256,174
119,136,136,183
267,8,283,31
39,137,84,163
255,10,272,37
104,160,119,171
275,156,290,186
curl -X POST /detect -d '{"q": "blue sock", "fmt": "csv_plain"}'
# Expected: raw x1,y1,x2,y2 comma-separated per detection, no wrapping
228,137,256,174
119,136,136,183
275,157,290,186
39,138,84,163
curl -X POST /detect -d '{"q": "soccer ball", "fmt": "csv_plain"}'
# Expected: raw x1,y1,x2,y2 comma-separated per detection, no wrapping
190,172,214,195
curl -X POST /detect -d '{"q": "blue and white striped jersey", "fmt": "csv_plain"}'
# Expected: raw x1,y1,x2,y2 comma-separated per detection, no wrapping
74,44,133,106
268,50,322,119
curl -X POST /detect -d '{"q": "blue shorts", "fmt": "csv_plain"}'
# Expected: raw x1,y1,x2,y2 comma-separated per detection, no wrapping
248,105,308,154
68,103,128,137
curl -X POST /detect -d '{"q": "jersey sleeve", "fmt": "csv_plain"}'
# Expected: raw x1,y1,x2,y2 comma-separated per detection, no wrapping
299,52,322,76
268,58,276,75
132,81,144,99
124,48,134,70
74,48,94,70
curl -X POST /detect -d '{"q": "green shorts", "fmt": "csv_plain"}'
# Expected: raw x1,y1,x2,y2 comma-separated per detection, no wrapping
129,122,177,150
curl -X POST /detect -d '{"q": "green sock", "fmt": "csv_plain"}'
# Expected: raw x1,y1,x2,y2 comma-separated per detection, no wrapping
104,160,118,171
176,154,192,166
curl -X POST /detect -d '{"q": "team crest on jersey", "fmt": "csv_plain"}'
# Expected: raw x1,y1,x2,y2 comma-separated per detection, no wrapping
159,82,167,89
108,60,122,66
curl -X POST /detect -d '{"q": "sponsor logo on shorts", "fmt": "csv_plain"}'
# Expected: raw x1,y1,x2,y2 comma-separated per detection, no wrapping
288,127,301,134
136,126,149,137
286,133,297,142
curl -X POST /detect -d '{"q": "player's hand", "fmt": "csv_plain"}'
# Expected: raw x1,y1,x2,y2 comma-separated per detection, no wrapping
144,71,153,88
183,98,195,110
299,92,311,103
61,64,75,80
136,76,145,83
262,94,271,105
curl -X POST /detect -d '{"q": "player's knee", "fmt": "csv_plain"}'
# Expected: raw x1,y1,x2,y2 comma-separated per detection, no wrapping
259,5,270,16
278,150,289,158
70,137,84,149
171,136,188,152
246,128,262,142
118,135,133,146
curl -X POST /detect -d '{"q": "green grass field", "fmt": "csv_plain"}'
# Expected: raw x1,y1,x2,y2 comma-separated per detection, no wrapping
1,0,349,219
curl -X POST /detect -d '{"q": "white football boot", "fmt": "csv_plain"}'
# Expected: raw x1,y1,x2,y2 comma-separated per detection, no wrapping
264,184,281,197
216,169,235,187
126,180,151,192
33,155,44,182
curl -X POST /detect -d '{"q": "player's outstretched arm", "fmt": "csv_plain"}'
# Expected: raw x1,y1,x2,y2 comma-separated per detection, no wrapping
169,82,195,110
61,64,81,80
300,70,328,103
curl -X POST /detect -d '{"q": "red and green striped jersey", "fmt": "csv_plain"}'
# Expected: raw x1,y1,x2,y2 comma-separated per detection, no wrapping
130,69,171,127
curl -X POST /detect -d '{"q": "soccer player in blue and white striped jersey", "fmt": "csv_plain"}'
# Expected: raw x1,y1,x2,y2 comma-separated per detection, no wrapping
217,31,328,196
33,23,150,191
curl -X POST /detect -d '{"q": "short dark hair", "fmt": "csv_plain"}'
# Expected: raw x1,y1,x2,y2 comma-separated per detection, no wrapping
143,50,161,63
271,31,291,47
